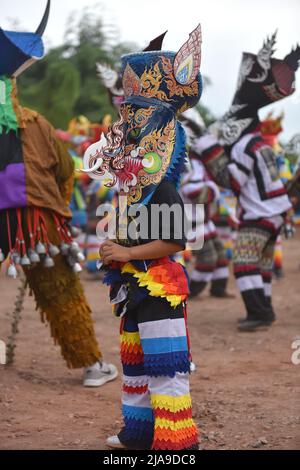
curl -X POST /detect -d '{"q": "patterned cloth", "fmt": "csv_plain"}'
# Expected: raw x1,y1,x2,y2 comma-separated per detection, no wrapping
194,132,290,319
118,297,198,450
233,215,283,320
195,133,292,220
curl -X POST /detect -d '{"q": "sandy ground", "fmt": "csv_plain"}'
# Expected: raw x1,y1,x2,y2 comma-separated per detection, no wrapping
0,234,300,451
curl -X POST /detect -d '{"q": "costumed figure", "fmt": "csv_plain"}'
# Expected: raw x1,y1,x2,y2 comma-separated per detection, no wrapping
192,32,299,331
211,189,238,261
0,1,117,386
260,111,291,278
284,133,300,224
82,27,202,450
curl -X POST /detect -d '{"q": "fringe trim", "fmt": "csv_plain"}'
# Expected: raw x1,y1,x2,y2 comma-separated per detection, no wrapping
123,384,148,394
122,405,154,422
151,393,192,412
144,351,190,377
24,216,101,368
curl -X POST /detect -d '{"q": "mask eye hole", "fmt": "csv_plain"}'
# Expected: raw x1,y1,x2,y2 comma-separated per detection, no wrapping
128,128,141,143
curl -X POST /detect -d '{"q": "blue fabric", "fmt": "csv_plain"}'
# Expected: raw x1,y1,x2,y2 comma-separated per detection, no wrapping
144,350,190,377
70,209,87,228
122,317,138,333
122,363,146,377
103,268,123,285
141,336,188,355
122,405,153,422
119,417,154,449
164,121,188,189
0,30,44,76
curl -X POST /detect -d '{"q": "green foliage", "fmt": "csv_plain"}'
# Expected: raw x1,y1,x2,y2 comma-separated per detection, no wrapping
197,103,216,127
18,6,135,128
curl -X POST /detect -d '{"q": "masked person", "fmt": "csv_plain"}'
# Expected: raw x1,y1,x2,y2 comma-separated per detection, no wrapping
191,32,299,331
82,27,202,450
0,0,117,386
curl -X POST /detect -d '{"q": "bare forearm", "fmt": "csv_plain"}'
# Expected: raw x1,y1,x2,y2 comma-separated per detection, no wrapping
128,240,183,260
100,239,184,264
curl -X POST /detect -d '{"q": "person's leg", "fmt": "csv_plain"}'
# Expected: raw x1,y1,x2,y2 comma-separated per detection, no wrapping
233,224,274,322
118,310,154,449
137,297,199,450
190,239,217,298
260,233,278,318
210,237,230,297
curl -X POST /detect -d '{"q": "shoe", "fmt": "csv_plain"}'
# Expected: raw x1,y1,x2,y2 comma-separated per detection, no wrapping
190,362,196,373
273,268,284,280
106,435,125,449
210,291,235,299
83,361,118,387
238,315,276,324
238,319,275,332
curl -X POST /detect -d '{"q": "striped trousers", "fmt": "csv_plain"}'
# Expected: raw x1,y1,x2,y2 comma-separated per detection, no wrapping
190,234,229,298
119,297,199,450
233,216,283,321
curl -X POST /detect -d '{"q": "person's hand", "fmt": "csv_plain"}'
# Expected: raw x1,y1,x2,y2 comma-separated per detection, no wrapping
99,240,131,264
283,223,295,240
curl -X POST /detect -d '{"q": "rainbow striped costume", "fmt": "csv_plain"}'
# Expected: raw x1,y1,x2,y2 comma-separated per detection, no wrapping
105,257,198,449
83,26,203,449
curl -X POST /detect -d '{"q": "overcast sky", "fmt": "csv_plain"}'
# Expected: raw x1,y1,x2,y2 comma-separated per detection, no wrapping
2,0,300,141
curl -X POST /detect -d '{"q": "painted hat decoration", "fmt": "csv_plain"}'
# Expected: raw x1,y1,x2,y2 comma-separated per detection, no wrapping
97,31,168,109
215,32,300,146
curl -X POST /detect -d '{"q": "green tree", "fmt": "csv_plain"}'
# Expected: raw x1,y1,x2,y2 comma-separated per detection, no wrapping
18,6,135,128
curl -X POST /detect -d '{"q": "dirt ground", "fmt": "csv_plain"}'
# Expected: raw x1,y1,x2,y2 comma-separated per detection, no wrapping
0,234,299,451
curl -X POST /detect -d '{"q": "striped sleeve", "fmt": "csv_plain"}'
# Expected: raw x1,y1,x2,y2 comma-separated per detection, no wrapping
227,139,254,194
192,134,231,188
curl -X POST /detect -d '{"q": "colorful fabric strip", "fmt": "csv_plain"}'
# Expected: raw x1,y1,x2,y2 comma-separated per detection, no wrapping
141,336,188,355
122,404,153,422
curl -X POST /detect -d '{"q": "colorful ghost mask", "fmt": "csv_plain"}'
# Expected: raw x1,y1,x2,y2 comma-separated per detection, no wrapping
214,32,300,146
82,25,203,205
96,32,168,111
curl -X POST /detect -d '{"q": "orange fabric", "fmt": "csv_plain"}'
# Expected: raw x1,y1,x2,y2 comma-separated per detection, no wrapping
20,108,74,218
153,424,198,450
